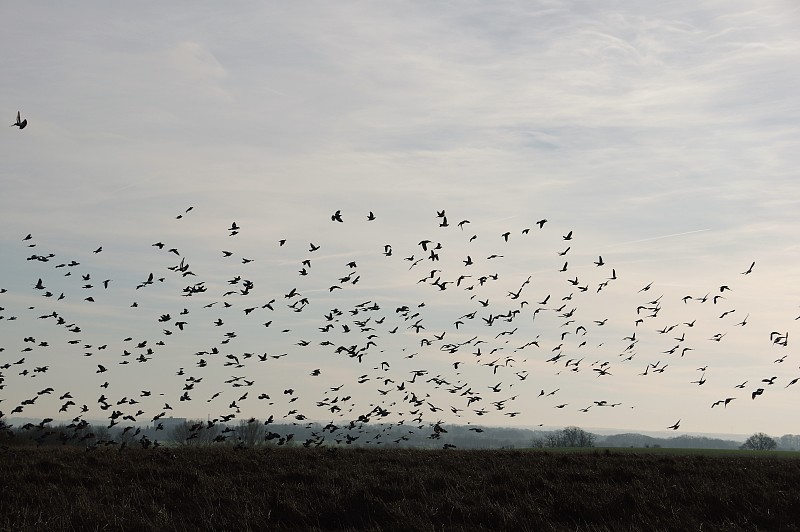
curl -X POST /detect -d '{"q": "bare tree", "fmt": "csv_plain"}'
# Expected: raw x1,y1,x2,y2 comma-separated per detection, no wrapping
197,421,221,445
561,426,596,447
169,419,221,446
92,425,111,443
168,421,191,445
532,426,596,448
0,418,13,441
235,419,265,446
544,432,561,447
114,427,138,446
741,432,777,451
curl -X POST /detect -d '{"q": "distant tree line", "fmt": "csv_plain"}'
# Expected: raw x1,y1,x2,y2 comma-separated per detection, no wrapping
597,432,800,451
168,418,282,446
0,419,145,448
777,434,800,451
531,426,596,448
2,415,797,452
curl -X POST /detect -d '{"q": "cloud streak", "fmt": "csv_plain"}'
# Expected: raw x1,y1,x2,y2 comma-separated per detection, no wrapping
605,229,713,249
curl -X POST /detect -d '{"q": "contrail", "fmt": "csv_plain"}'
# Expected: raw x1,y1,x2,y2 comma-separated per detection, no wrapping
605,228,711,248
265,86,288,96
486,214,520,224
105,174,162,196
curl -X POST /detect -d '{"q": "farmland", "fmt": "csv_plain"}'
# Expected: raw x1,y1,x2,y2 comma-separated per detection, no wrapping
1,445,799,531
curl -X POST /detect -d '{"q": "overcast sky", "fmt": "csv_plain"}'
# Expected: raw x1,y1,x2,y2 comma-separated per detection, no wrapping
2,1,799,439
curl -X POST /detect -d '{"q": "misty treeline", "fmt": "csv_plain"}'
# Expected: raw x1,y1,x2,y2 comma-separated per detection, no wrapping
599,432,800,451
0,417,155,448
0,417,538,449
164,419,543,449
2,416,799,451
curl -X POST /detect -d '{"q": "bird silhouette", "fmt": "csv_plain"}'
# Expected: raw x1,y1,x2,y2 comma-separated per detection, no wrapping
11,111,27,129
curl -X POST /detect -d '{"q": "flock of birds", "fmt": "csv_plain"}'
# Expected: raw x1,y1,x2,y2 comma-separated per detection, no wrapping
2,111,798,449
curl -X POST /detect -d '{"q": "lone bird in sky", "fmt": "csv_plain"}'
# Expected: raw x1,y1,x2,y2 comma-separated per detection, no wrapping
11,111,27,129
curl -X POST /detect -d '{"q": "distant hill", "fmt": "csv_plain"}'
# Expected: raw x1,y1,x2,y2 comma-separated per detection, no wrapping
597,433,741,450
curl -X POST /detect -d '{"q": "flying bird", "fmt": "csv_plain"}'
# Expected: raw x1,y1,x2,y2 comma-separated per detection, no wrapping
11,111,27,129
